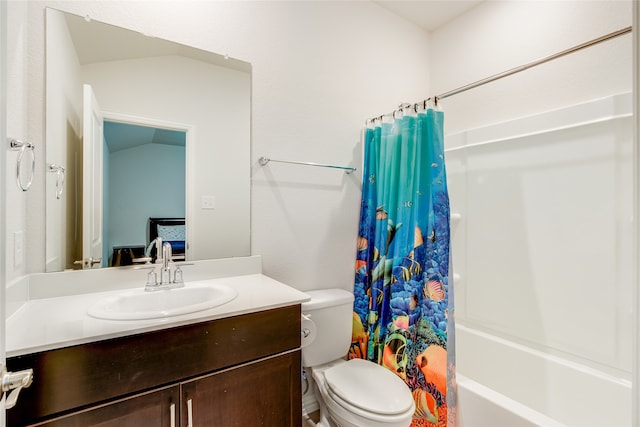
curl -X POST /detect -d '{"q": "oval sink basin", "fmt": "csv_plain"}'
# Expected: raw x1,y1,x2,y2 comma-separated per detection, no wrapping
88,283,238,320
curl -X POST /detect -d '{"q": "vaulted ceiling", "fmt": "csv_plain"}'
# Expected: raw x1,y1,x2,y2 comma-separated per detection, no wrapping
374,0,482,32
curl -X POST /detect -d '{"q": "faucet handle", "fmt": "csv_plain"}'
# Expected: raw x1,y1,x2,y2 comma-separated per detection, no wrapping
173,266,183,284
146,269,157,286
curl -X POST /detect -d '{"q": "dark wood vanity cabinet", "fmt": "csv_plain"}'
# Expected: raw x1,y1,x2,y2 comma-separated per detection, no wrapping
32,385,180,427
7,305,302,427
181,350,300,426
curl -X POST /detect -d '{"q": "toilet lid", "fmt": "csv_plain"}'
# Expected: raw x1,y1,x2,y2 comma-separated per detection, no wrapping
324,358,414,416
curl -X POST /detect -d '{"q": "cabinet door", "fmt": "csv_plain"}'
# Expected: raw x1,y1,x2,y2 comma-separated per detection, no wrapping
181,350,301,427
33,385,179,427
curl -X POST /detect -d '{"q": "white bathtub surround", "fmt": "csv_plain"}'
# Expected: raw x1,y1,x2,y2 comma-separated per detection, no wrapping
448,94,633,426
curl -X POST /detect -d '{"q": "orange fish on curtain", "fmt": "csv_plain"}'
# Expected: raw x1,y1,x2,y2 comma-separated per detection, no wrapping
351,108,457,426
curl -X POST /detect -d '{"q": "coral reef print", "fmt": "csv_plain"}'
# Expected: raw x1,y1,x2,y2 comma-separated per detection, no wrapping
351,110,456,427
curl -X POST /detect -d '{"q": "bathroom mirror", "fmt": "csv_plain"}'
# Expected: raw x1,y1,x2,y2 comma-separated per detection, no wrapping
45,8,251,272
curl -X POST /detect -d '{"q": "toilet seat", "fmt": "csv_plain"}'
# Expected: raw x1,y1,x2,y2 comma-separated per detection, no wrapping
324,359,414,416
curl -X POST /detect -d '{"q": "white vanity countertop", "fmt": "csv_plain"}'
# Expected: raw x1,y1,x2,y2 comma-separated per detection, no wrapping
6,274,310,357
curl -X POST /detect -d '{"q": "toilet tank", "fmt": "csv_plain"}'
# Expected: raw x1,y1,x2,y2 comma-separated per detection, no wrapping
301,289,354,367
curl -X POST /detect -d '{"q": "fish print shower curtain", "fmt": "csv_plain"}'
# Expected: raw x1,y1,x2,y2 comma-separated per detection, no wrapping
351,107,456,427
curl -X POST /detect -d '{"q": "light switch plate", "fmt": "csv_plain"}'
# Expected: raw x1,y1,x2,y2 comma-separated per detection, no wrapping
201,195,215,209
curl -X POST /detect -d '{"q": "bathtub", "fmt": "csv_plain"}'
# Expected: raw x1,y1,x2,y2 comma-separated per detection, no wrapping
457,374,564,427
456,324,632,427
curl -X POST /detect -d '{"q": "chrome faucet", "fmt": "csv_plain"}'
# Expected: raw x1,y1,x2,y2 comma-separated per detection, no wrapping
143,242,187,291
160,242,172,285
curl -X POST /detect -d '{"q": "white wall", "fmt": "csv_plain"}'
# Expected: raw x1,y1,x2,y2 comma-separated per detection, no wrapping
5,1,31,285
432,1,633,425
9,1,431,292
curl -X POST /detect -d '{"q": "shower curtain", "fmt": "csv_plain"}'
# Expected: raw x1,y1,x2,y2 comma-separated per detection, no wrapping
351,107,456,427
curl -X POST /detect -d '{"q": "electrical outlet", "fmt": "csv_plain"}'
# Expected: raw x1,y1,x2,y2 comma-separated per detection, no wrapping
201,195,215,209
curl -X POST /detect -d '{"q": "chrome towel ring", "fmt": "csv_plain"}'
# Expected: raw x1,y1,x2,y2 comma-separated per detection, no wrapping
48,164,65,199
8,138,35,192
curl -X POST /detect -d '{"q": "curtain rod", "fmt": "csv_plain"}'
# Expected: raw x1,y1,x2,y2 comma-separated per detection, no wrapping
437,26,631,100
367,26,632,123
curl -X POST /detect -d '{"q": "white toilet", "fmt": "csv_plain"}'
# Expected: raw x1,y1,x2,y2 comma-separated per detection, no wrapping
302,289,415,427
